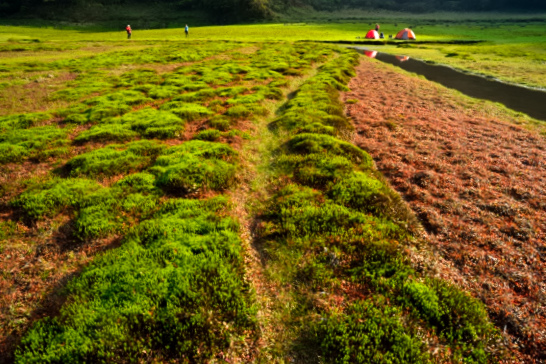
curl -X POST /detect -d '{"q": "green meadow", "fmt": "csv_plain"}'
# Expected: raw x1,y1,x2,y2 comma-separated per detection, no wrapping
0,16,544,362
1,15,545,88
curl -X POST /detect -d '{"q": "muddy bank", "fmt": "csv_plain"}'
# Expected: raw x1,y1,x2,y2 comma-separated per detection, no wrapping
344,56,546,362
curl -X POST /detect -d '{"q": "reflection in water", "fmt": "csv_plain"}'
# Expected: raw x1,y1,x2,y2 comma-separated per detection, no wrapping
396,56,410,62
364,50,377,58
352,47,546,121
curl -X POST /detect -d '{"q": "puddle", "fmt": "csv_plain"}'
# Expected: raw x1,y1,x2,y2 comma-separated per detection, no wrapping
352,47,546,121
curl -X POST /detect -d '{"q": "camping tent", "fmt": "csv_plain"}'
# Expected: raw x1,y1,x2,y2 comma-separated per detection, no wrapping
396,55,410,62
364,50,377,58
395,28,416,40
365,30,379,39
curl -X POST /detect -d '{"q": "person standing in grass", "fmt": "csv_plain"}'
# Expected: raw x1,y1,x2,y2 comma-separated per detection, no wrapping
185,24,189,38
126,25,132,39
375,23,380,32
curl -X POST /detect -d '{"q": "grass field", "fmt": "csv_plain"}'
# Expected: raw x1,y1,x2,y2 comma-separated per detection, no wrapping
0,18,545,363
1,14,545,88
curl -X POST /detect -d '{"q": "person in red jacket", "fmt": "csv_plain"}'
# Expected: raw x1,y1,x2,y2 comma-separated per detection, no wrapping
375,23,380,32
126,25,132,39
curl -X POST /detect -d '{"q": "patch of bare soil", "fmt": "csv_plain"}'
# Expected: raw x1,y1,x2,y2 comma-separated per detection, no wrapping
344,58,546,363
0,72,79,116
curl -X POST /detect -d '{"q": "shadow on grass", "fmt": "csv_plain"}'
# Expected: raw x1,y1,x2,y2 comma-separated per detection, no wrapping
0,232,123,364
0,272,71,364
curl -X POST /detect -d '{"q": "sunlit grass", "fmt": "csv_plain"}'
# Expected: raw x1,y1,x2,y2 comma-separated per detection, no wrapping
1,16,545,88
0,16,542,362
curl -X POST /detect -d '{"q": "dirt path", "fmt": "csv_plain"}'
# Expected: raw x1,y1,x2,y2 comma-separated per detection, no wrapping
344,57,546,363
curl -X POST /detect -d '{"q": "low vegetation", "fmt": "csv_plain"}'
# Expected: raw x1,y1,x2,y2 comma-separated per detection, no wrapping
0,38,354,362
254,48,502,362
15,197,257,363
344,57,546,362
1,20,543,363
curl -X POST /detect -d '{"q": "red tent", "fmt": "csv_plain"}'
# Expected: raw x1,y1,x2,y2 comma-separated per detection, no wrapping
365,30,379,39
395,28,416,40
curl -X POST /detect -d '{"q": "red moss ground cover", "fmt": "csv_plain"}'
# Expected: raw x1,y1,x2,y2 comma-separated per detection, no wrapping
344,57,546,363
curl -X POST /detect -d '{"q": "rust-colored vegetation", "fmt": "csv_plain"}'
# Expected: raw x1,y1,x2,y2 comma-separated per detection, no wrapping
344,58,546,362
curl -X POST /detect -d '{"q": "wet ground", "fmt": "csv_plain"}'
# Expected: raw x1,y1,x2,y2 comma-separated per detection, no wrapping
353,47,546,121
344,57,546,362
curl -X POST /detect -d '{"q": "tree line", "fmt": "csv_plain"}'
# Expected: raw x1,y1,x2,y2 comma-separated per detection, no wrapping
1,0,545,22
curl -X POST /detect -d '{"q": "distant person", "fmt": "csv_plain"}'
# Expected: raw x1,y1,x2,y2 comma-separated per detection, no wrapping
126,25,132,39
185,24,189,38
380,32,384,39
375,23,380,32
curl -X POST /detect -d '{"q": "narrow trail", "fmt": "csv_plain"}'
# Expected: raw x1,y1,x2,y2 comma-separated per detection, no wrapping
228,66,322,362
343,56,546,362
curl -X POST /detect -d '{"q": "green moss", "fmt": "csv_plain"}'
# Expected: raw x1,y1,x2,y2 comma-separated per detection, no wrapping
66,90,154,124
181,81,209,91
225,105,251,119
74,124,138,143
13,178,104,219
74,204,120,238
160,102,213,121
317,296,431,364
201,71,234,86
193,129,221,141
226,93,265,105
162,75,192,87
87,101,133,123
15,196,256,362
48,81,110,102
174,88,217,103
0,112,51,131
288,133,372,167
0,126,70,163
63,113,89,125
208,115,231,131
152,141,238,194
121,107,185,139
116,69,162,87
252,85,284,100
268,79,289,88
0,144,28,164
267,184,399,239
147,85,180,99
114,172,157,193
277,153,354,188
86,90,152,107
244,69,283,81
328,172,387,212
216,86,248,97
65,140,165,177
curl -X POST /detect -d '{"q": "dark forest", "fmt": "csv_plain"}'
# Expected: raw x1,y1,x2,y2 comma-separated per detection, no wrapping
1,0,545,21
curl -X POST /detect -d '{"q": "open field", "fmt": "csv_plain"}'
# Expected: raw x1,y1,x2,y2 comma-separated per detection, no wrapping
1,14,545,89
0,20,545,363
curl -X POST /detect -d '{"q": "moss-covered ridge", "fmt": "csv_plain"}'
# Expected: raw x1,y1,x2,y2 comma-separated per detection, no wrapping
260,48,502,362
15,197,257,363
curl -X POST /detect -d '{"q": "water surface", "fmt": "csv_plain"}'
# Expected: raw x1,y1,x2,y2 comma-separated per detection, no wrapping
353,47,546,121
